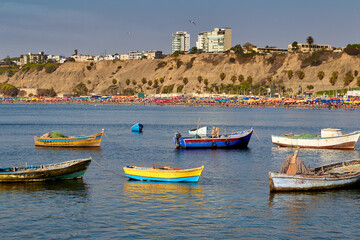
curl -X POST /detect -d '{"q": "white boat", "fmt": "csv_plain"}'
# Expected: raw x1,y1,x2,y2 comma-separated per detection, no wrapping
271,128,360,150
188,126,207,136
269,148,360,192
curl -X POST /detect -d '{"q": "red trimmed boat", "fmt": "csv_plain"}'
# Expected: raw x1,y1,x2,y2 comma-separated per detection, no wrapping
174,128,253,149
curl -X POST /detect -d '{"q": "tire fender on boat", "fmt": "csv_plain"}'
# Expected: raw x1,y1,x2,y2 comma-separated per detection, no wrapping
212,141,217,147
225,139,229,145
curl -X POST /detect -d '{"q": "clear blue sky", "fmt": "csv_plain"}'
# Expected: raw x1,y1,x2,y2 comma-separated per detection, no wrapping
1,0,359,59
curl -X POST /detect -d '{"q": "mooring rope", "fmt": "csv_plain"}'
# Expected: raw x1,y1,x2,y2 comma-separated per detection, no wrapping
92,158,128,178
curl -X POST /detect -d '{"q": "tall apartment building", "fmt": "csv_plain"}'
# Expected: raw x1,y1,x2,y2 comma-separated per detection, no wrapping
196,28,232,53
172,31,190,53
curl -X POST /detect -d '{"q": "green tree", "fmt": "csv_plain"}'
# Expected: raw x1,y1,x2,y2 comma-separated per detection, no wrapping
247,76,253,85
183,77,188,85
141,78,147,85
204,79,209,87
153,79,159,88
132,79,137,86
220,72,226,81
307,36,314,50
159,77,165,84
317,71,325,80
291,41,298,51
73,83,88,96
306,85,314,90
267,76,273,84
197,76,203,84
148,80,153,86
238,74,244,83
343,72,354,86
230,44,243,53
357,76,360,87
329,71,338,86
287,70,293,80
112,79,117,84
296,71,305,80
0,83,19,97
231,75,237,84
126,79,130,86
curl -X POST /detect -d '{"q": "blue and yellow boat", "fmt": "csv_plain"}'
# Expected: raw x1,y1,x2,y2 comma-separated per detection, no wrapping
123,164,204,182
34,129,104,147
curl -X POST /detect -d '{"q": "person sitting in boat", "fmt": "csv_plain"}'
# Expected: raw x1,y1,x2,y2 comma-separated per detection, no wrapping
211,127,219,138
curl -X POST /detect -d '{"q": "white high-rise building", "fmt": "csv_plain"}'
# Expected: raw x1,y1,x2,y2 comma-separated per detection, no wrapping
172,31,190,53
196,28,232,53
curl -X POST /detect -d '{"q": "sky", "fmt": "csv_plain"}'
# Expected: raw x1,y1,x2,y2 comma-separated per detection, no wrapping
0,0,359,59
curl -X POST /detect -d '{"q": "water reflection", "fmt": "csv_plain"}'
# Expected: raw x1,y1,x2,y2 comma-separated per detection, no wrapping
0,179,89,197
268,188,360,231
123,181,204,201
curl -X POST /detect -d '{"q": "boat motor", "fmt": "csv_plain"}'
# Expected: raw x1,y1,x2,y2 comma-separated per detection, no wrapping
174,132,182,148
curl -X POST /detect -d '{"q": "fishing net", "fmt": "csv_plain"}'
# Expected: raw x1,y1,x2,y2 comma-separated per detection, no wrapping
49,131,67,138
296,133,319,139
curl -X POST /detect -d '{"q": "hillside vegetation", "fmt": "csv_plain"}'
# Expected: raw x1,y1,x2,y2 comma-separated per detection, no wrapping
1,52,360,96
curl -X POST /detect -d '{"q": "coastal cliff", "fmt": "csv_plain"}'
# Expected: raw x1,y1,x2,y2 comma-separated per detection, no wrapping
2,52,360,95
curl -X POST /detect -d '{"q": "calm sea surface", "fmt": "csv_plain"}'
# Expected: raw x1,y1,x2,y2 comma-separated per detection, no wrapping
0,104,359,239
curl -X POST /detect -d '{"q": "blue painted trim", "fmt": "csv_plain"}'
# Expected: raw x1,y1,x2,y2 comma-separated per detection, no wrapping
125,174,200,182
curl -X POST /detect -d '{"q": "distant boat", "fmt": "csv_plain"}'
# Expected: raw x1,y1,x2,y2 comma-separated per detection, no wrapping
131,123,143,132
174,128,253,149
269,148,360,192
0,158,92,182
123,164,204,182
34,129,104,147
189,126,207,136
272,128,360,150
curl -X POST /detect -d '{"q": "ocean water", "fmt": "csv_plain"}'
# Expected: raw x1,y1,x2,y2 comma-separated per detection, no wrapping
0,103,359,239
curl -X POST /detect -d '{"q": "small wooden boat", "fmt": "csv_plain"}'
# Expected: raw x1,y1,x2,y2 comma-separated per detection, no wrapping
131,123,143,132
174,128,253,149
272,128,360,150
0,158,92,182
123,164,204,182
269,148,360,192
34,129,104,147
189,126,207,136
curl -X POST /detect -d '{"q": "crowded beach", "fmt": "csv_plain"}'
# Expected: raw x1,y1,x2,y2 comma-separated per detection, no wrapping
1,95,360,109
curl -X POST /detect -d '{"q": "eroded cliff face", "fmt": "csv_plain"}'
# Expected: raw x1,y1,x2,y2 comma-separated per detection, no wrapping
2,52,360,95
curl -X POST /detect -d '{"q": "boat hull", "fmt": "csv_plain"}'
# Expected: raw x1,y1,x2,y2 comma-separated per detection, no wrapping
0,158,92,182
131,123,143,132
269,159,360,192
34,130,104,147
123,166,204,182
271,131,360,150
175,129,253,149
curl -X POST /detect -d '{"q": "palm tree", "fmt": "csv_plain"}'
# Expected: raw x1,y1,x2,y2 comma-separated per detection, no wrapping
307,36,314,51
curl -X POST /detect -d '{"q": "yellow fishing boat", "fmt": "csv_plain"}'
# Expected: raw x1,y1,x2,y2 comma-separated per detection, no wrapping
34,129,104,147
123,164,204,182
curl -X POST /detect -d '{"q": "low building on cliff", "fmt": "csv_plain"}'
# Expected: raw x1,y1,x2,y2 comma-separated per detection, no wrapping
288,43,333,53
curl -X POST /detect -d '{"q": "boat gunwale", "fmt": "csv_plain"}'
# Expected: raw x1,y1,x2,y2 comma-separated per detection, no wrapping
182,129,253,141
0,158,92,175
123,165,204,173
272,130,360,140
34,131,104,140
